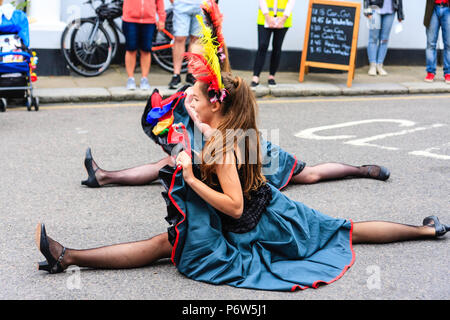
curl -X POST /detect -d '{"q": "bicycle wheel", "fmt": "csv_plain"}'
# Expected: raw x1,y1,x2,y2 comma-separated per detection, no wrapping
61,18,113,77
72,19,113,69
103,19,120,61
152,10,188,73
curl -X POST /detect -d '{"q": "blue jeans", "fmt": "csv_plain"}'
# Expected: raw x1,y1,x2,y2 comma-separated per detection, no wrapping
367,13,395,64
426,5,450,75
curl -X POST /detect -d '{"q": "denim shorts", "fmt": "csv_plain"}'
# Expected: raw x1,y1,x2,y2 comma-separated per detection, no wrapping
173,1,203,37
122,21,156,52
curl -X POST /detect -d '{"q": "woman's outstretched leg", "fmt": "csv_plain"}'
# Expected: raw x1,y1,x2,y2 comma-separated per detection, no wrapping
81,147,174,187
352,220,437,244
65,233,172,269
36,224,172,272
94,158,174,186
291,163,389,184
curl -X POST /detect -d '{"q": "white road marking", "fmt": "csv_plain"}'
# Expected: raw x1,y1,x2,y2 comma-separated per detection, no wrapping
294,119,416,140
75,127,89,134
345,124,447,150
409,143,450,160
295,119,449,160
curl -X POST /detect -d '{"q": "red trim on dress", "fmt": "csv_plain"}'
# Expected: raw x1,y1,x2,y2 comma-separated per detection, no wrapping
168,165,187,266
290,219,356,291
278,156,298,191
166,151,356,290
170,93,184,112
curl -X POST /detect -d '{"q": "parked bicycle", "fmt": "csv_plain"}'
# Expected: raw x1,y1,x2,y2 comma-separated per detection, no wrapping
61,0,188,77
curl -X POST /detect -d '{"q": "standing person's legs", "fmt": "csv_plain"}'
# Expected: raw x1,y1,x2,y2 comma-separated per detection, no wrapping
173,36,187,75
375,13,395,75
170,1,202,88
376,13,395,64
185,34,199,85
125,51,138,77
187,35,199,55
367,26,381,75
252,25,272,85
138,23,156,90
140,51,152,78
170,1,190,89
268,27,288,80
440,6,450,77
425,7,440,77
184,6,202,85
123,21,138,89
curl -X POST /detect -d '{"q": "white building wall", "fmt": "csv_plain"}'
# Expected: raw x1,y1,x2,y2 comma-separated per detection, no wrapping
5,0,441,51
217,0,437,51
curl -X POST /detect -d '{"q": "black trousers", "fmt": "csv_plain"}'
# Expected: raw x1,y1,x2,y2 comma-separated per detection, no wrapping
253,25,289,77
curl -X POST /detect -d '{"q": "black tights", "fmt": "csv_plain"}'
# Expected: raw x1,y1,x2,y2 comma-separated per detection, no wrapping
51,233,172,270
89,155,382,187
291,163,380,184
352,221,435,244
92,156,174,186
44,223,435,271
253,25,289,77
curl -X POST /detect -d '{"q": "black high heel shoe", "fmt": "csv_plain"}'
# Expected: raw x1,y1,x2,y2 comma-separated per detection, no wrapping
35,223,66,274
81,147,101,188
423,216,450,237
361,165,390,181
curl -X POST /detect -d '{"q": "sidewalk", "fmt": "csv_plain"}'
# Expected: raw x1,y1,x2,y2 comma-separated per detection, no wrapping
34,64,450,104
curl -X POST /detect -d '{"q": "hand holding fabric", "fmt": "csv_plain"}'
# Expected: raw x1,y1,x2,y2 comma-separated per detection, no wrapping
176,151,194,184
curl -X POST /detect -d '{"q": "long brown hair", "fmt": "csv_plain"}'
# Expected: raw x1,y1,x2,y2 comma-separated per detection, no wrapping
219,43,231,73
198,73,266,198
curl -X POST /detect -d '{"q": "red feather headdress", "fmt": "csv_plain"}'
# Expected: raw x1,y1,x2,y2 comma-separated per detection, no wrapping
184,7,227,103
201,0,226,62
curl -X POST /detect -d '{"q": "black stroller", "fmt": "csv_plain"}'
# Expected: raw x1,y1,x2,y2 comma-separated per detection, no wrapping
0,7,39,112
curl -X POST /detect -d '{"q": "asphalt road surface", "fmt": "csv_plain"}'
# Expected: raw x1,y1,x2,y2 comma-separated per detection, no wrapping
1,93,449,300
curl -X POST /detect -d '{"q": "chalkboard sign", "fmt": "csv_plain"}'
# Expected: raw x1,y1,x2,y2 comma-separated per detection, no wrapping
299,0,361,87
306,4,356,65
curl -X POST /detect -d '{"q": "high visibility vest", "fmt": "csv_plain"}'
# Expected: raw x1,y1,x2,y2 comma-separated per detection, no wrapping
257,0,293,28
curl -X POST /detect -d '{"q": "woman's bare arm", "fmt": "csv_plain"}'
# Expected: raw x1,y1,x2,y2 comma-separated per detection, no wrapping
179,151,244,219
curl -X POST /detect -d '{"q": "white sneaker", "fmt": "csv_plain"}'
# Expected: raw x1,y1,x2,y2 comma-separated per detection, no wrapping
368,63,377,76
376,64,388,76
140,77,151,90
126,77,136,90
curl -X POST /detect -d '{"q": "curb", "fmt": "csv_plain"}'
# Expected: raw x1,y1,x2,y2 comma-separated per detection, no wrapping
34,82,450,104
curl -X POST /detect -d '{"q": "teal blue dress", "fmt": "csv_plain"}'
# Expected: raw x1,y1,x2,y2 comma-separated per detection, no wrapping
143,89,355,291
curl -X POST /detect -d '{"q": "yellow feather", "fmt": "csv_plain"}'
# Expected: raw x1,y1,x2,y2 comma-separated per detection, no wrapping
195,15,224,90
